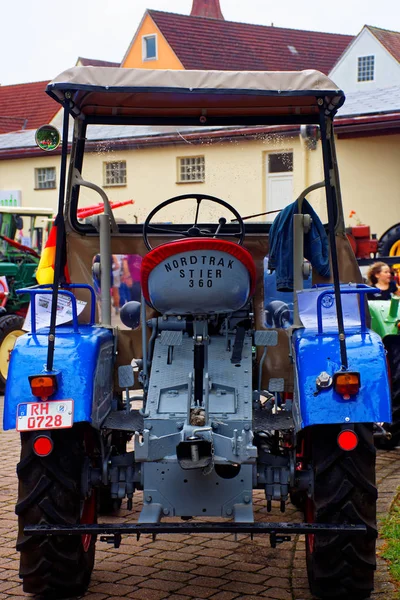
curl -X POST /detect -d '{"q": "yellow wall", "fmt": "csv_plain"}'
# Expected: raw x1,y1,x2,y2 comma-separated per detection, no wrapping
0,133,399,238
77,135,303,224
122,13,184,70
0,154,61,211
336,134,400,235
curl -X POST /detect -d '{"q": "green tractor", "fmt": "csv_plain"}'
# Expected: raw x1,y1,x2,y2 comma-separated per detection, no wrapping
0,207,53,391
369,294,400,447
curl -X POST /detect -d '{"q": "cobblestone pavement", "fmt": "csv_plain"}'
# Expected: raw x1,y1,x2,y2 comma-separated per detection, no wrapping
1,406,399,600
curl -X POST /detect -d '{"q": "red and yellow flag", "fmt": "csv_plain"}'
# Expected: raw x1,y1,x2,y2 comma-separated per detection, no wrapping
36,224,70,285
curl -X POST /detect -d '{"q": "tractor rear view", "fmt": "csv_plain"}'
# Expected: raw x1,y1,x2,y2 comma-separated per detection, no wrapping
3,67,392,599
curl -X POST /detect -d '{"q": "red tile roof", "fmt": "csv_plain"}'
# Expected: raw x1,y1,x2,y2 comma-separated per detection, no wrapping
0,80,58,134
367,26,400,64
78,57,121,67
149,10,353,74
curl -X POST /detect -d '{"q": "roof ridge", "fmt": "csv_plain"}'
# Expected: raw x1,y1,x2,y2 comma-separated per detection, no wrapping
0,80,49,89
78,56,116,61
78,56,120,65
366,24,400,35
148,9,354,38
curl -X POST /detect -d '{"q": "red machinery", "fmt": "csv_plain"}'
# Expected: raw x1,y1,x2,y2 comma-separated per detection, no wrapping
346,224,379,259
77,199,134,219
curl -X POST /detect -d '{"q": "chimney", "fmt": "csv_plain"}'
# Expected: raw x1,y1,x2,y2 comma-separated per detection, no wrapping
190,0,224,19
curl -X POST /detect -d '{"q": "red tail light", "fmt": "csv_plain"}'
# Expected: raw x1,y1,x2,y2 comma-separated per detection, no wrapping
29,375,57,398
337,429,358,451
333,372,360,400
33,435,54,457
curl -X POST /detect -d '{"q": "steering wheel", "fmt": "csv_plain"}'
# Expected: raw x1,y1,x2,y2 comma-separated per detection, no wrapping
143,194,245,251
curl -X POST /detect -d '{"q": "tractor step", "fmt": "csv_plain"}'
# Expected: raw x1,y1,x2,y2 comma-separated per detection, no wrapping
253,410,294,431
103,409,144,431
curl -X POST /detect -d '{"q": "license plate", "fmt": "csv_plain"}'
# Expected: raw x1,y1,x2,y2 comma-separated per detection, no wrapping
16,400,74,432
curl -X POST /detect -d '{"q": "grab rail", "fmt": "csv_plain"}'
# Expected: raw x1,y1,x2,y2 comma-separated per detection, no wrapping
316,284,376,335
16,283,96,334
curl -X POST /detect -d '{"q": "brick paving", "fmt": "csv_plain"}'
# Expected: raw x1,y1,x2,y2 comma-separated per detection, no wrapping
1,400,399,600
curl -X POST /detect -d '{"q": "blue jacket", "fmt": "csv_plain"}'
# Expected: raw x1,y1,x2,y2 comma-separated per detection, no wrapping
269,199,330,291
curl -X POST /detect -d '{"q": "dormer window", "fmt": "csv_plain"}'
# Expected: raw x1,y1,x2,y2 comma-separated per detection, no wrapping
357,55,375,82
142,35,157,61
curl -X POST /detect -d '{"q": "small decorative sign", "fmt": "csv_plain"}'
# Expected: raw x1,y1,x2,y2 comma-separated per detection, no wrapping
0,190,21,207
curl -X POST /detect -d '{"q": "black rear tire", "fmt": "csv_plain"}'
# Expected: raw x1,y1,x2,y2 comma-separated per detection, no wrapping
0,314,25,393
375,336,400,449
16,426,97,598
306,424,377,599
378,223,400,257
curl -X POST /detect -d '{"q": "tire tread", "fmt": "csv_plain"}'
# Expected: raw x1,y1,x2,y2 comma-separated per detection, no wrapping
306,424,377,600
16,427,96,598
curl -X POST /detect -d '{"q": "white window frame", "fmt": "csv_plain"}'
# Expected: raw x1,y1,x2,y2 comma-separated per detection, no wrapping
267,151,293,175
35,167,56,190
142,34,158,61
177,156,205,183
357,55,375,82
103,161,127,187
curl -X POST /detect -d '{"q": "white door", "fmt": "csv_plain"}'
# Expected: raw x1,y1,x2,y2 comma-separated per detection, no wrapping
266,152,293,213
267,174,293,212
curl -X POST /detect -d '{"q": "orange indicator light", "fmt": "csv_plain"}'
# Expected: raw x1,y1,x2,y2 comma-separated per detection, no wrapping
29,375,57,398
333,372,360,399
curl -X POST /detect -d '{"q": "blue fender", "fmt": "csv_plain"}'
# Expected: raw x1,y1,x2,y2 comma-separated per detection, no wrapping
292,328,391,430
3,325,114,431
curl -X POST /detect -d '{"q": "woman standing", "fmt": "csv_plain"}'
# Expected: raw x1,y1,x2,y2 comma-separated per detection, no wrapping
367,262,400,300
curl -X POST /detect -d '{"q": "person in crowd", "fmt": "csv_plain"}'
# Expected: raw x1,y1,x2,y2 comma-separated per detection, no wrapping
111,254,122,314
120,254,143,305
367,262,400,300
92,254,121,316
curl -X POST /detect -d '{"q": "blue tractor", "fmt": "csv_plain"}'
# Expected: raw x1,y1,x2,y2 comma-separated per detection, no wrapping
3,67,391,599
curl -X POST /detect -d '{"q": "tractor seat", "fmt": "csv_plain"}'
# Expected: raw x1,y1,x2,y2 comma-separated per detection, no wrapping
141,238,256,316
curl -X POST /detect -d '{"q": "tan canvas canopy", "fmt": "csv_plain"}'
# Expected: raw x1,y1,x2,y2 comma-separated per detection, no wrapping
0,207,53,216
46,67,344,123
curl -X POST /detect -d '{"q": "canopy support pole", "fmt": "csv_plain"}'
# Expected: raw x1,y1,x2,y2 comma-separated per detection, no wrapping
46,103,70,372
319,109,348,370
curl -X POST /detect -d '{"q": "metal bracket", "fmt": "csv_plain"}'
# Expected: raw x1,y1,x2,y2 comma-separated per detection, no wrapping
373,423,392,440
100,534,122,548
231,326,246,364
270,532,291,548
